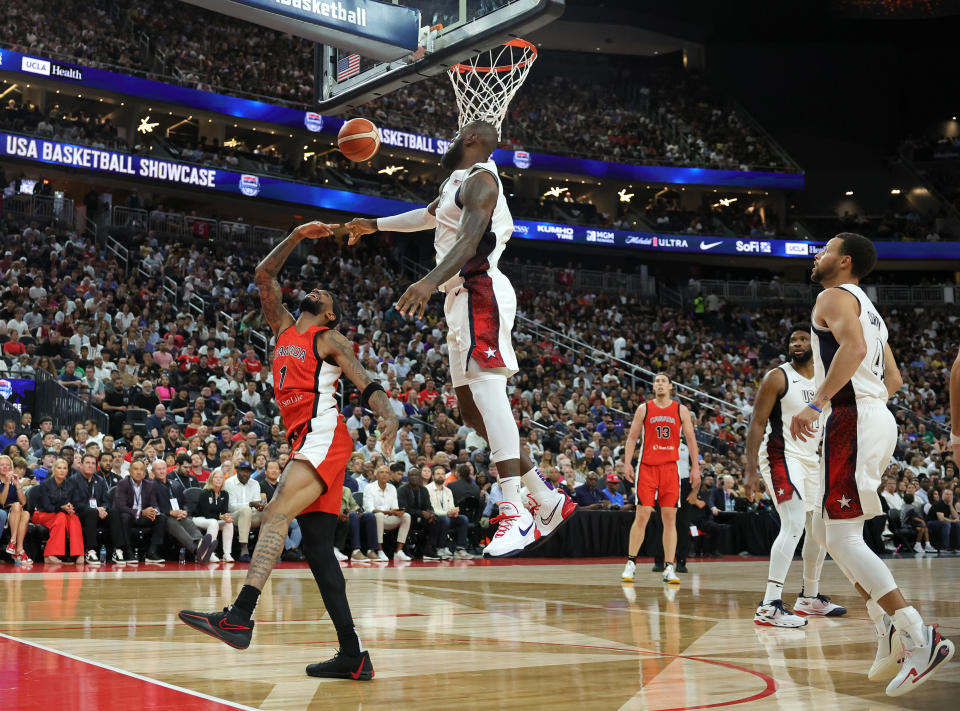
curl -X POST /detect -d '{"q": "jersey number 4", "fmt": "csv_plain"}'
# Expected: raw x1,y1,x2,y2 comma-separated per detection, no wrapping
278,365,288,390
655,425,672,439
870,339,884,380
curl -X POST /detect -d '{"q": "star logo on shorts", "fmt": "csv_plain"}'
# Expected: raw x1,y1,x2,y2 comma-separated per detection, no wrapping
777,488,784,496
483,347,497,359
837,494,852,508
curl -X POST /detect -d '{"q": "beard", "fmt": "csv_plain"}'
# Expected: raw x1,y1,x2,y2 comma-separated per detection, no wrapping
792,348,813,364
300,295,322,315
440,138,464,170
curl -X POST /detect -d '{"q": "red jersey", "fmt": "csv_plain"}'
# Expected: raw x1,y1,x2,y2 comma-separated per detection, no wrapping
640,399,681,465
272,325,341,444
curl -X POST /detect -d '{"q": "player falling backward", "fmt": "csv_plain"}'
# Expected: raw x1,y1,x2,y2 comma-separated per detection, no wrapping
346,120,576,557
790,233,953,697
620,373,700,585
742,325,846,627
179,222,399,681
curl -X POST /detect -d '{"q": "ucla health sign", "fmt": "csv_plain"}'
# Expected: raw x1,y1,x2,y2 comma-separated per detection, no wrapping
4,131,949,260
0,47,803,191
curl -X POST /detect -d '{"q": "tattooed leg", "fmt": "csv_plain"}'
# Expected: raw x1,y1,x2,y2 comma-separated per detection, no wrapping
242,458,327,591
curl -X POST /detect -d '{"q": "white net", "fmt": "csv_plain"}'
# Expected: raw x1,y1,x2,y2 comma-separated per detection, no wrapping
447,39,537,137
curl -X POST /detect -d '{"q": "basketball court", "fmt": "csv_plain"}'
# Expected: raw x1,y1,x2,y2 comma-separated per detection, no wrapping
2,556,958,710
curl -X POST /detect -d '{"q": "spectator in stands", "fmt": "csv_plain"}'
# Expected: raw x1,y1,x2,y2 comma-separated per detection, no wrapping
192,471,234,563
223,460,265,562
600,474,631,510
57,360,83,390
927,488,960,552
710,475,740,514
150,459,207,560
29,416,54,454
688,482,727,557
170,454,201,490
31,457,84,564
337,484,378,562
448,463,482,506
397,467,444,560
102,371,132,437
881,477,905,515
1,455,31,565
900,491,935,555
0,420,17,450
363,465,411,561
71,452,119,564
114,459,166,565
574,472,607,509
426,466,471,559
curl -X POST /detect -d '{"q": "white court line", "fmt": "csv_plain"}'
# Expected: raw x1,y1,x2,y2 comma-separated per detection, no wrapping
0,631,261,711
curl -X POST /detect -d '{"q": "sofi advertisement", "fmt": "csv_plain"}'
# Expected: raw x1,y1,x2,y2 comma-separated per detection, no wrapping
3,132,953,260
0,47,804,190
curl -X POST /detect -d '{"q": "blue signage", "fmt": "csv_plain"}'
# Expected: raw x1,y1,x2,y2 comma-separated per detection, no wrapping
3,132,946,261
0,47,805,191
184,0,420,59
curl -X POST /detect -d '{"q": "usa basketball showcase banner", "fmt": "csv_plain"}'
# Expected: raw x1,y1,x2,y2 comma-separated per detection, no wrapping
2,131,952,261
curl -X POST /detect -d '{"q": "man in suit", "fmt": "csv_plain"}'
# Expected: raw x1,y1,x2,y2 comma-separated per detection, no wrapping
710,474,739,515
397,468,443,560
70,453,122,564
113,459,166,564
150,459,210,561
574,472,608,509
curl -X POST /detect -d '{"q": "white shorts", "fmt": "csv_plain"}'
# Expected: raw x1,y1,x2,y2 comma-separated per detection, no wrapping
820,401,896,521
445,269,519,388
759,453,820,513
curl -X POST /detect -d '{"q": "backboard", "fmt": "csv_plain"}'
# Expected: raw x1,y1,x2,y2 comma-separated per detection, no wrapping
315,0,564,114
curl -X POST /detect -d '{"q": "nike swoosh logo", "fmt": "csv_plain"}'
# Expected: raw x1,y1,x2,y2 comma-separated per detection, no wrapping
218,618,251,631
351,658,365,679
539,498,562,526
792,379,800,383
699,241,723,250
518,523,533,537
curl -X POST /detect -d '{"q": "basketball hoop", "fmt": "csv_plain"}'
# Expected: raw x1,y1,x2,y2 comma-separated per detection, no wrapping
447,38,538,137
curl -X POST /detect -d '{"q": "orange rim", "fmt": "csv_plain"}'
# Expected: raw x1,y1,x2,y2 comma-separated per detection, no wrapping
450,38,537,74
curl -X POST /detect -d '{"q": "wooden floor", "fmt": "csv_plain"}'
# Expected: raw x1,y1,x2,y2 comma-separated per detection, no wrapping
1,555,958,710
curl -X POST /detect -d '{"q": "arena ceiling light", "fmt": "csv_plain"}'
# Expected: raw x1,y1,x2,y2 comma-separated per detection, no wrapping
223,138,242,148
543,186,568,198
137,116,159,134
618,189,634,203
378,165,406,175
890,188,902,195
845,190,854,196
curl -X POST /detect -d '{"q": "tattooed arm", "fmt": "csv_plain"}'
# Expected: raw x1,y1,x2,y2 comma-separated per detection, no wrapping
254,221,336,335
317,329,398,456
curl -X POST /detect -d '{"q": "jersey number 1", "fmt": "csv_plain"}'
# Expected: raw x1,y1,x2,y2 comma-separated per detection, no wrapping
278,365,287,390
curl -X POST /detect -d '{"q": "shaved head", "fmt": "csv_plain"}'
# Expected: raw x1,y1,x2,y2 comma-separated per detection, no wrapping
464,120,499,153
441,119,500,170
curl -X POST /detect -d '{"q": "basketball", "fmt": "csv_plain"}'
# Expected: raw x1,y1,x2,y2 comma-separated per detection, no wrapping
337,118,381,162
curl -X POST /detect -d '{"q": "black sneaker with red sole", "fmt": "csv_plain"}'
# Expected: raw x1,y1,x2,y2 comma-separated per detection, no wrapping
178,607,254,649
306,649,374,680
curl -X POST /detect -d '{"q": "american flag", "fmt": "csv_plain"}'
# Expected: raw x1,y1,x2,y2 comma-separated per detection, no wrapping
337,54,361,81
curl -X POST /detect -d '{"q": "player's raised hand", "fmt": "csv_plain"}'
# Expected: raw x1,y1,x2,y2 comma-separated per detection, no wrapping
395,279,433,320
377,414,399,460
344,218,377,245
294,221,339,240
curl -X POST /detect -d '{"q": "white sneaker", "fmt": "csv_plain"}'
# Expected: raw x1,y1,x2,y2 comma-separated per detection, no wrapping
85,550,101,565
483,502,535,558
621,559,636,583
222,553,234,563
394,550,412,562
111,550,126,566
376,550,390,562
754,600,807,628
207,553,220,563
793,593,847,617
334,548,348,561
868,615,902,681
886,625,955,696
662,564,680,585
527,490,577,545
923,542,937,554
913,542,924,555
453,548,473,559
438,547,452,560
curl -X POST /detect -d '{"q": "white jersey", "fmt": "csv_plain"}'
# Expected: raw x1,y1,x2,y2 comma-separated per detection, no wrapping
760,362,820,465
434,160,514,292
811,283,889,407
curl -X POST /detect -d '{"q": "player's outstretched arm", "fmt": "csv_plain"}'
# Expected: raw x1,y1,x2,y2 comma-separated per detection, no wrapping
344,197,440,245
317,329,398,456
679,404,701,489
255,221,336,334
396,173,497,319
622,403,647,483
743,368,785,499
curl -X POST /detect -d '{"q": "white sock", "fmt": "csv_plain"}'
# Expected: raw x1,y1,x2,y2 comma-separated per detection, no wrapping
803,579,819,598
521,467,556,505
500,476,523,510
892,606,925,646
764,581,784,603
865,599,888,636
